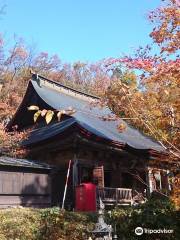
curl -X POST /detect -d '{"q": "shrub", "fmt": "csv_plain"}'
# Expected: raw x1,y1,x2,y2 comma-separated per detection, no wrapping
0,208,95,240
0,199,179,240
110,198,180,240
38,208,95,240
0,208,40,240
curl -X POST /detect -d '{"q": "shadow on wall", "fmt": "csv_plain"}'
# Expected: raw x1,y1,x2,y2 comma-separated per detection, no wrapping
50,168,73,210
21,174,51,208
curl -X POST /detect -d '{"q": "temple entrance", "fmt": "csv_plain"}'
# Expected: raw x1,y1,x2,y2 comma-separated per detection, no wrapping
104,171,112,187
121,172,133,188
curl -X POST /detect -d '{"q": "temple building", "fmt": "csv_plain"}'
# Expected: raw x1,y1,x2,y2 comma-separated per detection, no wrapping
4,73,171,208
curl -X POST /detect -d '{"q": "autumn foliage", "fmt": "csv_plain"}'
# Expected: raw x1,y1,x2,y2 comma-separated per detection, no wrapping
149,0,180,54
104,0,180,159
102,0,180,206
0,0,179,204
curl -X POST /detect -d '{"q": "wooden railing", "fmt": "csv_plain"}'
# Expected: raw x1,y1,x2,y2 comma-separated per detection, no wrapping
97,187,133,205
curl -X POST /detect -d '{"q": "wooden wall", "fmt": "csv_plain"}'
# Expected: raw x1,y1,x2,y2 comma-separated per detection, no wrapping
0,168,51,208
26,144,149,207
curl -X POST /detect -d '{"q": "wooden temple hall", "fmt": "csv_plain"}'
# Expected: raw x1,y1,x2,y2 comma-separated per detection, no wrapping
5,73,171,208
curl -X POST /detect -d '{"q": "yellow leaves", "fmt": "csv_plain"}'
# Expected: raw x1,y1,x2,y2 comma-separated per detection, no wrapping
45,110,54,124
27,105,39,111
117,123,126,132
57,110,68,121
153,110,163,117
164,90,169,95
28,106,76,124
57,110,63,121
120,96,126,101
28,106,54,124
57,108,76,121
41,109,47,117
33,110,41,123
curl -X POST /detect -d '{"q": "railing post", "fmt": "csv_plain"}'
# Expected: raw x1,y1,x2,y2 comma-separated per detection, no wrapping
116,188,118,205
96,187,134,206
130,189,133,205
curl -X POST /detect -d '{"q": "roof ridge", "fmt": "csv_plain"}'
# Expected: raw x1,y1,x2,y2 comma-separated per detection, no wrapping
31,73,100,100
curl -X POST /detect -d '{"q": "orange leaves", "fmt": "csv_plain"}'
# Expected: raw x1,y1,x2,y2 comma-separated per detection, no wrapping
170,173,180,209
0,101,15,122
0,123,29,158
148,0,180,54
0,102,8,110
164,90,169,95
153,110,163,117
104,57,179,150
104,1,180,151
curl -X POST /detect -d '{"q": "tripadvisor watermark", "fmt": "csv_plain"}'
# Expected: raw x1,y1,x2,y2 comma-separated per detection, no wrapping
135,227,174,235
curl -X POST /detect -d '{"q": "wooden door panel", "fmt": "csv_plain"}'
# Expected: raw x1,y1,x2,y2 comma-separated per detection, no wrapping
93,166,104,188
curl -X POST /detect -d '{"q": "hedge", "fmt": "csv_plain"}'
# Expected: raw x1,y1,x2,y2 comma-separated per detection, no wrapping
110,197,180,240
0,198,179,240
0,208,95,240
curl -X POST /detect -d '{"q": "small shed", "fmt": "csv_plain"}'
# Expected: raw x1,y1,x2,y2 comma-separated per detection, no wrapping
0,156,52,208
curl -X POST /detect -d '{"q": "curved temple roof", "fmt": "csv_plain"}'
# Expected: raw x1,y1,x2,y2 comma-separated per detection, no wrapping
7,74,164,153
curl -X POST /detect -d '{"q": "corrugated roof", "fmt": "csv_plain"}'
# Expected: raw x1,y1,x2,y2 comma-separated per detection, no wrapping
0,156,52,169
8,74,165,152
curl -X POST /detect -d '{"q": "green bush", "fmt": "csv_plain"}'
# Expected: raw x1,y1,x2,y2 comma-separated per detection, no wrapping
0,199,179,240
0,208,40,240
110,198,180,240
0,208,95,240
38,208,95,240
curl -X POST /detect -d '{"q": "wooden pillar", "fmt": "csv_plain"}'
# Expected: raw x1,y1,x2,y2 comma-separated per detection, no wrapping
146,168,153,196
166,170,172,191
72,155,79,210
157,170,162,190
72,159,78,188
93,166,104,188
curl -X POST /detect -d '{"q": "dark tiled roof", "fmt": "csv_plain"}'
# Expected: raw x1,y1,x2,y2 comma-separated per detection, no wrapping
8,74,164,152
0,156,52,169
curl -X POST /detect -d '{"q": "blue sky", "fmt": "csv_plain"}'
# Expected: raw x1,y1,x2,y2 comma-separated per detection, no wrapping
1,0,161,63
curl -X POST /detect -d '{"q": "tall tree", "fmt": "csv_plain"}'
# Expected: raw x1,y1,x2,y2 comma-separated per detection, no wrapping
103,0,180,206
105,0,180,159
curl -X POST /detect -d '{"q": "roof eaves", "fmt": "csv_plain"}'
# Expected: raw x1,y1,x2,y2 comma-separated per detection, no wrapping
31,73,100,100
0,156,52,169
